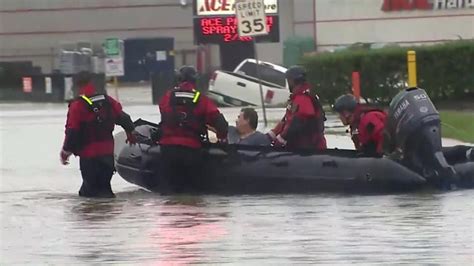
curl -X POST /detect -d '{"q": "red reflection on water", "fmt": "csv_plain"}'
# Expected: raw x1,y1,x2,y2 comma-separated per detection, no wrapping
146,201,228,265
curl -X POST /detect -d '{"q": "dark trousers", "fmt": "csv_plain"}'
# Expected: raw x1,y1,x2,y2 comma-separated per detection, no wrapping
79,156,115,198
160,145,204,193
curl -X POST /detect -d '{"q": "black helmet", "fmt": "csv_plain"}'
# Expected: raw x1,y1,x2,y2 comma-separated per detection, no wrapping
75,71,93,87
177,65,198,82
333,94,357,113
285,65,306,82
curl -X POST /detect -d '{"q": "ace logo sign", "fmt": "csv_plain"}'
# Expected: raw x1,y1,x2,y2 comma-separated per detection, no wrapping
235,0,268,37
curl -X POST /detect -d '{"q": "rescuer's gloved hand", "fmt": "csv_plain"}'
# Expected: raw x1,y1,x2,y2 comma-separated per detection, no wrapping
217,138,228,145
126,130,138,145
150,128,162,144
60,149,72,165
272,135,287,147
266,131,277,142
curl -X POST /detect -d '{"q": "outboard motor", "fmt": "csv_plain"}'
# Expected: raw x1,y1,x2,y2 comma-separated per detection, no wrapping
386,87,457,187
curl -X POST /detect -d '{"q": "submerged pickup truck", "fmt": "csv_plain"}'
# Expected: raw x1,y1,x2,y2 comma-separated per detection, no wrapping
207,59,290,107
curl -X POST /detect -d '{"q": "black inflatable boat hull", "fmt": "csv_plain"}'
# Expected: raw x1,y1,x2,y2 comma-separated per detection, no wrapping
114,125,473,194
116,145,428,194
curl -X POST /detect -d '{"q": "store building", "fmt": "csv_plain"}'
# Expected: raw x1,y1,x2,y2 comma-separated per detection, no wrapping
0,0,472,73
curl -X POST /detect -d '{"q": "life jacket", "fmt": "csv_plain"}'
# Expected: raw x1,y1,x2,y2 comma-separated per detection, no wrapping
308,92,327,133
350,104,386,151
160,88,208,142
279,83,327,150
78,94,115,145
288,84,326,133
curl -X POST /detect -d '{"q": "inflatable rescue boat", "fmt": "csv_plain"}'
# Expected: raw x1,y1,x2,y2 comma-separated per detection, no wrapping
113,88,474,194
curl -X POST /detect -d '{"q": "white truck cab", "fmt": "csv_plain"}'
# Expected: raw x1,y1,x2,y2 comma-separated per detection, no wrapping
207,59,290,107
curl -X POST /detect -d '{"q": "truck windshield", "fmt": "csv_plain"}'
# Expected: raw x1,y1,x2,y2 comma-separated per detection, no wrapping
238,62,286,87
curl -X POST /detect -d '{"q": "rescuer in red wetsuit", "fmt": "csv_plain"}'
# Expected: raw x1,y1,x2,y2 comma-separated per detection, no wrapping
60,71,137,197
333,94,387,156
157,66,228,192
267,66,327,151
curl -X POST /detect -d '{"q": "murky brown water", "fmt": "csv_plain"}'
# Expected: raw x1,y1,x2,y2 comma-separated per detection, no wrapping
1,103,473,265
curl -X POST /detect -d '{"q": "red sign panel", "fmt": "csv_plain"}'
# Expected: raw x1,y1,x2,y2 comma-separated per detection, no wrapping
22,77,32,93
265,89,274,103
194,15,279,44
382,0,474,11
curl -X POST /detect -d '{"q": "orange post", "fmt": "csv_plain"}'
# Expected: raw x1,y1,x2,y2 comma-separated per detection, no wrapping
352,71,360,103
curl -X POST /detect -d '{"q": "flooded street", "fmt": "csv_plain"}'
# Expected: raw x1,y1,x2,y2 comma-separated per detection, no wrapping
1,102,473,265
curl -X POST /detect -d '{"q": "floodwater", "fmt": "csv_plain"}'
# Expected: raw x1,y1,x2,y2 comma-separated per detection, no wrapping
1,100,473,265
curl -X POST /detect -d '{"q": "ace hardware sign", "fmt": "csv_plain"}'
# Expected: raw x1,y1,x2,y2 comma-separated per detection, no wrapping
382,0,474,11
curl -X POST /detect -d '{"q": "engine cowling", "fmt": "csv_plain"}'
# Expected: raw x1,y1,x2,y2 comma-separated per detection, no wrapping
386,87,456,185
387,87,440,149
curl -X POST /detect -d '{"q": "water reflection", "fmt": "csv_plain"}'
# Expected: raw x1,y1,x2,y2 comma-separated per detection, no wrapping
2,103,473,265
1,188,473,264
70,198,125,223
148,196,228,265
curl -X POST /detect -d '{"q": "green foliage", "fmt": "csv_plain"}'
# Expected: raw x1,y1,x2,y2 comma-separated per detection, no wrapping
283,36,315,67
301,41,474,105
440,111,474,143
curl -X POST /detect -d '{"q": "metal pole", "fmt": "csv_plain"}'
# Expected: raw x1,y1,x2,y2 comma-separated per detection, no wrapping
313,0,317,49
253,39,268,127
113,76,119,100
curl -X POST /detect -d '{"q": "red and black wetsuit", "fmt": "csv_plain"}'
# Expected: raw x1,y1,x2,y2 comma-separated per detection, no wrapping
270,82,327,151
350,104,387,156
157,81,228,192
62,83,135,197
159,81,228,148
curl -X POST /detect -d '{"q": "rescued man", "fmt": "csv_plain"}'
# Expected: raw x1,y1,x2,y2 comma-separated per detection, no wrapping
227,107,271,146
